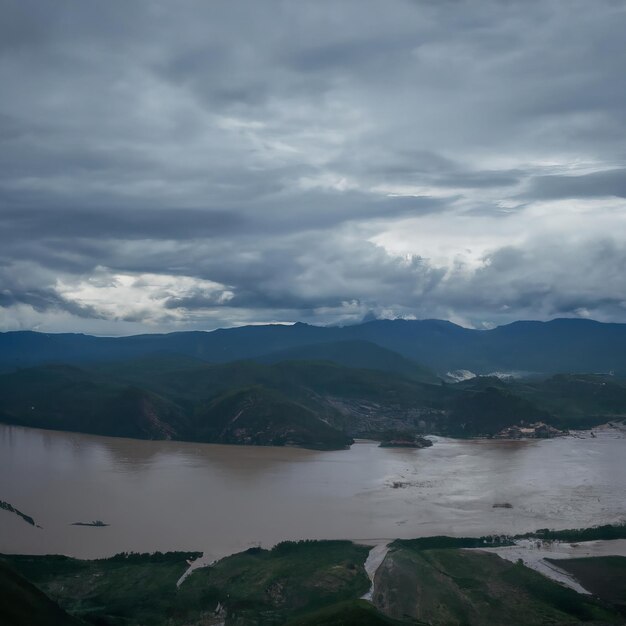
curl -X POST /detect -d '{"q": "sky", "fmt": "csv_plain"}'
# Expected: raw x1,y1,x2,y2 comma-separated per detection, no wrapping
1,0,626,335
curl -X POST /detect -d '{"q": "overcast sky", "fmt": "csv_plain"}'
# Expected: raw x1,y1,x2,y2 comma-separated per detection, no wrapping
1,0,626,334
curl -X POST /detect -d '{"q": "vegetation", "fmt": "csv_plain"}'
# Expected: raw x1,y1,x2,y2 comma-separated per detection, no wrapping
2,338,626,447
2,551,207,626
4,528,626,625
391,535,514,551
0,365,188,441
284,600,404,625
183,540,371,624
0,560,81,626
516,522,626,543
510,374,626,429
546,556,626,615
2,541,370,626
390,523,626,550
0,356,448,447
375,546,623,624
192,385,352,449
0,362,354,449
445,385,550,437
256,340,440,383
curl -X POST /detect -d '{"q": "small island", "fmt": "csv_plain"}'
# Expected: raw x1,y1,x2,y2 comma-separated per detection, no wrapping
379,434,433,449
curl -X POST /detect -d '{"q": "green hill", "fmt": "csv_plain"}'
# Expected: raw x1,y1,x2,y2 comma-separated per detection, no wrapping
446,385,551,437
3,532,625,625
255,340,439,383
2,358,626,447
191,385,352,449
0,364,190,440
2,542,371,626
0,363,353,450
0,560,82,626
510,374,626,429
375,545,621,624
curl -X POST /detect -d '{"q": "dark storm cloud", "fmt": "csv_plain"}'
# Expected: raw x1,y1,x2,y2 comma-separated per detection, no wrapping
0,207,245,240
0,193,444,258
0,265,101,318
1,0,626,332
0,288,100,318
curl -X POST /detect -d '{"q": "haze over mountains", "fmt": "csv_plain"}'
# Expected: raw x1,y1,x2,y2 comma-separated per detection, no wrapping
3,317,626,376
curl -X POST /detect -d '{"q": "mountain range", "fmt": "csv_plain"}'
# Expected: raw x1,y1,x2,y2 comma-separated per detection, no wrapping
2,317,626,376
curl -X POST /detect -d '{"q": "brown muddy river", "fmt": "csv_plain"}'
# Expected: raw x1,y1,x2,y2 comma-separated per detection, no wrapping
1,424,624,560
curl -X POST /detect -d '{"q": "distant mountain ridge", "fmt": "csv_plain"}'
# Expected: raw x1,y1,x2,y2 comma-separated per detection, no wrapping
2,318,626,375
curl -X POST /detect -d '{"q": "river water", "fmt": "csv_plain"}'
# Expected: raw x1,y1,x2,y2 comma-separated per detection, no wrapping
1,424,624,560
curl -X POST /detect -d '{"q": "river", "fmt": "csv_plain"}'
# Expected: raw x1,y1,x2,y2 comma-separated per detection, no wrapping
1,424,624,560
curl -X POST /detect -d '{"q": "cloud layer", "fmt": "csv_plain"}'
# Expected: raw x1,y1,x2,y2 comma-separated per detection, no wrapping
2,0,626,333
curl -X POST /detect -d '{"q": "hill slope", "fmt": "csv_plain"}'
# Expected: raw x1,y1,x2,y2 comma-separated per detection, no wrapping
374,545,621,624
0,560,82,626
3,536,624,626
2,356,626,447
0,362,356,449
254,340,439,383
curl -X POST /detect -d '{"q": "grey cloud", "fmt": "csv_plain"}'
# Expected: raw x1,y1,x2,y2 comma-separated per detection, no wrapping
0,191,445,260
525,169,626,200
0,264,101,319
337,145,524,191
0,288,100,318
0,207,246,241
130,231,445,313
436,170,522,189
163,295,228,310
1,0,626,332
438,237,626,323
2,229,626,330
